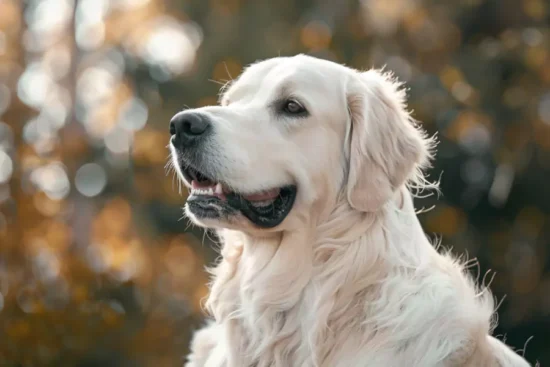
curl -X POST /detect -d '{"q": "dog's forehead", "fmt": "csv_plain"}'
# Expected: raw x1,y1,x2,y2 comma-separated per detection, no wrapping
225,55,346,101
244,55,342,81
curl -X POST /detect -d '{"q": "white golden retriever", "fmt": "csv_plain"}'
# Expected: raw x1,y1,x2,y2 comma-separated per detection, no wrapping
168,55,531,367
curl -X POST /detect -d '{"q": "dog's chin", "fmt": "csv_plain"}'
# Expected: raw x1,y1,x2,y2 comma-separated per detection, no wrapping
180,166,297,229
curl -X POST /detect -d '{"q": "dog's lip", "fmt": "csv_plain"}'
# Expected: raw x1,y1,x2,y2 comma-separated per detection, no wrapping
182,164,286,201
190,179,284,203
180,162,297,228
235,185,297,228
187,184,297,228
240,188,281,201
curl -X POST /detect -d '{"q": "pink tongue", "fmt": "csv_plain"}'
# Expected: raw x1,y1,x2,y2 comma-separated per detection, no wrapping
191,180,214,189
242,188,280,202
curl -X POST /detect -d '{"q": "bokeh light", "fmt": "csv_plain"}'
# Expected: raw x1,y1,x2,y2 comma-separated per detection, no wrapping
75,163,107,197
0,150,13,184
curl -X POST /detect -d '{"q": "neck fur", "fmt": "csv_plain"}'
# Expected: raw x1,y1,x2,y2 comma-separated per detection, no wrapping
205,186,437,365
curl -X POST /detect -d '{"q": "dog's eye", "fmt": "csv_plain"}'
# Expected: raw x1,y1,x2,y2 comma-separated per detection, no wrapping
283,100,306,115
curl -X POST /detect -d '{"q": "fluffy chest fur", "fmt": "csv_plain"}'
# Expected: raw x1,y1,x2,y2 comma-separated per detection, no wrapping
188,193,496,367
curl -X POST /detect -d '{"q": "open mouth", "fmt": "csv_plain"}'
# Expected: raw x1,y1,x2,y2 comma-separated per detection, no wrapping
181,165,297,228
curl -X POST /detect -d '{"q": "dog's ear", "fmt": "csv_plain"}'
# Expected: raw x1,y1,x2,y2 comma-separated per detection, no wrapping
346,69,431,212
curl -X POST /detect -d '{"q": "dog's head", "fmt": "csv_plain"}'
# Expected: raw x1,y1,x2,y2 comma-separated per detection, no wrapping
169,55,431,232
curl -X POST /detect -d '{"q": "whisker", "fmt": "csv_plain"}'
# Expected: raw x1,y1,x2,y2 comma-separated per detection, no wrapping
223,62,234,81
184,218,194,231
205,229,217,243
208,78,229,86
518,335,534,357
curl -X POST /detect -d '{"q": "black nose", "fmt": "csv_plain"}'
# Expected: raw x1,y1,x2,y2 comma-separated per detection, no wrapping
169,112,211,147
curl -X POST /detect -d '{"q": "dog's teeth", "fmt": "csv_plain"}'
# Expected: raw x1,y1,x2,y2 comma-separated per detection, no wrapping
192,186,218,196
215,183,223,194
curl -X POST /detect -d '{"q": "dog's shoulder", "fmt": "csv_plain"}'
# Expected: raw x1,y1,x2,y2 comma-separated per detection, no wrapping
396,251,496,365
355,250,495,365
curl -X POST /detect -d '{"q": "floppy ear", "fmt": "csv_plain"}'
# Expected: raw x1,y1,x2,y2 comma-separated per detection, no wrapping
346,69,431,212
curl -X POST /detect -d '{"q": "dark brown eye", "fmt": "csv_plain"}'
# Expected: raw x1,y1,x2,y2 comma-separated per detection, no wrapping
283,100,306,115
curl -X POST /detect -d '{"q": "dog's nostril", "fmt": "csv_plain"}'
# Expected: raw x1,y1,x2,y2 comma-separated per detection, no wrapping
170,112,210,145
169,122,176,136
182,119,208,136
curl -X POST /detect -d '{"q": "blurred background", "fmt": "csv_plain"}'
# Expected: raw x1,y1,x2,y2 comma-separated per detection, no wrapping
0,0,549,365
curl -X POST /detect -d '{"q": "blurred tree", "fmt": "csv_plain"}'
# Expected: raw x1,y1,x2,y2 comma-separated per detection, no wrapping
0,0,208,365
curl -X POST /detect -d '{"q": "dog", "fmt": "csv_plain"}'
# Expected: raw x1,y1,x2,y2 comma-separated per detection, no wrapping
168,55,531,366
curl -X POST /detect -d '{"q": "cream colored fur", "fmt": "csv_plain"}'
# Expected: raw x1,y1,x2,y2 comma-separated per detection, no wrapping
174,55,531,367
